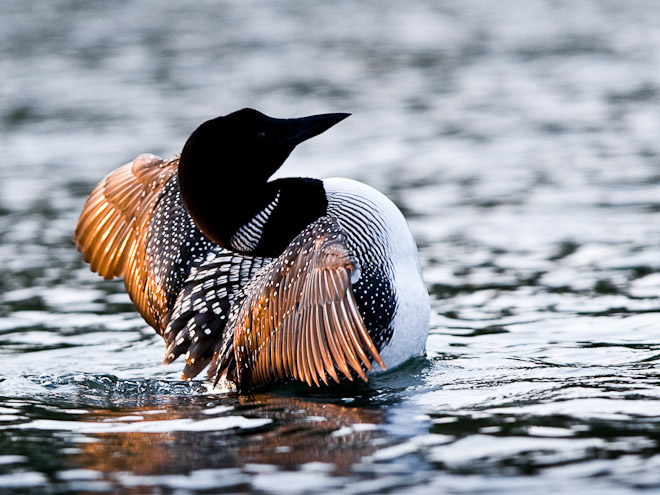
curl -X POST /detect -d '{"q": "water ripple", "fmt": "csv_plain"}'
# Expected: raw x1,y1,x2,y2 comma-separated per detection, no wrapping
2,0,660,493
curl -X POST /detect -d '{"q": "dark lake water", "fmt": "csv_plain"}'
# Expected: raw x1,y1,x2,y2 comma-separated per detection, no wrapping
2,1,660,493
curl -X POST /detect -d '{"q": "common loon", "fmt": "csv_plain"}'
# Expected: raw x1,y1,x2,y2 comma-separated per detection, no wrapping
74,109,429,392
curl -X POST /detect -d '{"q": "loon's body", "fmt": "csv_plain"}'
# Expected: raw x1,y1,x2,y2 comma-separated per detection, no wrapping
75,109,429,392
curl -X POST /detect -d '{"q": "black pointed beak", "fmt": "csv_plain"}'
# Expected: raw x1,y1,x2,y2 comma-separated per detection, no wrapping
278,113,350,147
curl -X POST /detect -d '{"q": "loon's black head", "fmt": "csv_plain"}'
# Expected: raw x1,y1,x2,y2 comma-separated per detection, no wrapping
178,109,350,252
180,108,350,184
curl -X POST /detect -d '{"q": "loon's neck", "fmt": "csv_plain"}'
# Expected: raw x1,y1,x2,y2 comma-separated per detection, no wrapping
178,160,327,257
257,178,328,256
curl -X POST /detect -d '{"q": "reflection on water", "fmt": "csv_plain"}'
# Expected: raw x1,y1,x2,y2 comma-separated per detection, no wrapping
236,396,386,472
2,0,660,494
73,396,385,479
0,385,393,493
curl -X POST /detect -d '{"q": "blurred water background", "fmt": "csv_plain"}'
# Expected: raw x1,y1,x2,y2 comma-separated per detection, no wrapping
1,1,660,493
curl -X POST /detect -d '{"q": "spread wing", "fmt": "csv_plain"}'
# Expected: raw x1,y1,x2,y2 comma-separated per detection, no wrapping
74,153,215,332
227,217,386,391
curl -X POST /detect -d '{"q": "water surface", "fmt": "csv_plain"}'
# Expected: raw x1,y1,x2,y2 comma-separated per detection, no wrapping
1,1,660,493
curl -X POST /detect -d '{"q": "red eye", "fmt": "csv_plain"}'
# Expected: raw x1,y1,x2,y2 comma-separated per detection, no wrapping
256,131,266,140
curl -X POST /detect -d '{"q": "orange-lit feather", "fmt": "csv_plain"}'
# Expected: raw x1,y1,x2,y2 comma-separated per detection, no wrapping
231,218,385,391
74,154,178,332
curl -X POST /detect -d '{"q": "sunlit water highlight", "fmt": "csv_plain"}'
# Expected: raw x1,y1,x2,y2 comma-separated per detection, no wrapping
1,1,660,494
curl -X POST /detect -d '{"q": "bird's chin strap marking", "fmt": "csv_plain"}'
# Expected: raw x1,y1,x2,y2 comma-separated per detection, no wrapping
230,191,281,252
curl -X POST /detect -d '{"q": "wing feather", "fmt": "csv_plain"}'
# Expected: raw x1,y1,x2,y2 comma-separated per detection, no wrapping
75,154,177,280
228,217,386,391
321,303,345,382
74,153,187,331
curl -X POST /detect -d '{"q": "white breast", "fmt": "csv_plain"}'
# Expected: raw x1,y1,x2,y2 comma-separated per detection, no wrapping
323,177,430,371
